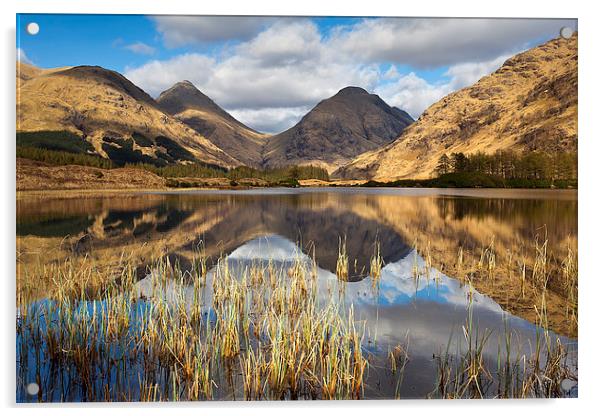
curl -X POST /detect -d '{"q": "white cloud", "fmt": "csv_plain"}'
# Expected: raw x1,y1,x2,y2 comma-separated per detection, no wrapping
243,20,323,66
125,53,216,97
126,20,382,118
125,17,574,133
17,48,33,65
383,65,400,80
444,54,510,90
375,73,451,120
124,42,156,56
375,54,511,119
330,18,576,68
229,107,310,134
151,16,275,47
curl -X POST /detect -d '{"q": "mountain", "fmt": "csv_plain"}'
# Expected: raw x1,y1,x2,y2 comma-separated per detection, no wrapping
263,86,414,173
17,64,240,168
17,62,44,85
156,81,268,167
335,34,578,180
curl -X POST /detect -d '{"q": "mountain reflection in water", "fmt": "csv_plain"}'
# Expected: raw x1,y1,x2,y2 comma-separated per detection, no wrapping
17,188,577,335
134,233,575,399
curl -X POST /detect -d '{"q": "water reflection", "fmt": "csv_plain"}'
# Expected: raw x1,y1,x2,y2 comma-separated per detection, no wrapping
134,233,576,398
17,188,577,336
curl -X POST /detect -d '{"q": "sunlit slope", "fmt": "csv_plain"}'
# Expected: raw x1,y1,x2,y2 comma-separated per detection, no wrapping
157,81,269,168
17,64,240,168
336,34,577,180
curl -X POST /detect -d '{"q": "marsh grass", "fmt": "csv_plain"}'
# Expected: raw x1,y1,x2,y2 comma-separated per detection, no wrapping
406,233,579,399
17,247,368,402
413,231,578,337
388,333,410,399
336,236,349,281
16,234,577,402
431,286,576,399
369,242,383,288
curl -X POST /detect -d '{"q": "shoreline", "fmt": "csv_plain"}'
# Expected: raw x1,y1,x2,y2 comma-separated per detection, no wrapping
17,185,578,202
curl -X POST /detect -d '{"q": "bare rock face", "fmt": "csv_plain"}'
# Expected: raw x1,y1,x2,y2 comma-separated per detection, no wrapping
157,81,268,168
336,34,578,180
262,86,414,173
17,65,240,168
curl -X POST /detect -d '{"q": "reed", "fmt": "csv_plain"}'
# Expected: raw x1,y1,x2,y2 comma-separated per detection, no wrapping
369,242,383,288
432,288,576,399
336,236,349,281
413,232,578,337
16,233,577,402
17,246,368,402
389,333,410,399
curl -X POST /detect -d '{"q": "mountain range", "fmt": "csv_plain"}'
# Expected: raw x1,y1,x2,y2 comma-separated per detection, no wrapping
335,34,577,180
16,33,577,179
17,64,238,168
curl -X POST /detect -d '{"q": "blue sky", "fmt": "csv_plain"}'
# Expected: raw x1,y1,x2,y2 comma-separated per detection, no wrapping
17,15,577,133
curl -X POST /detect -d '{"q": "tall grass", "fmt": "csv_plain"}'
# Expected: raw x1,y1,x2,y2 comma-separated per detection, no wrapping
17,248,367,402
431,284,576,399
413,232,578,337
16,234,577,401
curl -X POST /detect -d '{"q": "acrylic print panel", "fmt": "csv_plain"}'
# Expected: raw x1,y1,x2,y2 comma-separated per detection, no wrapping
16,14,578,402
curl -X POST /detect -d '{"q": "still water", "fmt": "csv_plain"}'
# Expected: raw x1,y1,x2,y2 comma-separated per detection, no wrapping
16,188,578,400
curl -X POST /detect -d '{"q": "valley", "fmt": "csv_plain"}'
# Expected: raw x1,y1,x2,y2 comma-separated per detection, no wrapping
17,33,577,190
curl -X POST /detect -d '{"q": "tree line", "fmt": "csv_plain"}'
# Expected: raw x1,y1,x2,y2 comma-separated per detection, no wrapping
435,150,577,181
17,145,329,182
136,163,329,182
17,146,114,169
17,130,331,182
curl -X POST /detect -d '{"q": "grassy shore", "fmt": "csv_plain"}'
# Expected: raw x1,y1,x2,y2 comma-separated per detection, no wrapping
18,150,577,192
360,172,577,189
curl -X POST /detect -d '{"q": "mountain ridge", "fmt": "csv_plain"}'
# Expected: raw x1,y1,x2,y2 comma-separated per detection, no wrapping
17,64,241,168
263,86,414,173
17,62,416,173
156,81,268,167
335,34,578,180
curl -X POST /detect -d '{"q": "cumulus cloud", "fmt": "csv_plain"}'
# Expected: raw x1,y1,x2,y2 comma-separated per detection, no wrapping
375,54,512,118
375,73,451,120
17,48,33,64
124,42,156,55
125,53,216,97
126,20,382,111
383,65,400,80
243,20,323,66
444,54,510,90
125,17,575,132
331,18,576,68
229,107,311,134
204,59,380,110
151,16,276,47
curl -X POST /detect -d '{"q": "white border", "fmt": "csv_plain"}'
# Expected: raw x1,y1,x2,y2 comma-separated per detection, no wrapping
2,1,600,415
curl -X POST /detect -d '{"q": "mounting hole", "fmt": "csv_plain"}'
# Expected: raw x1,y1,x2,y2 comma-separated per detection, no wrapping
26,382,39,395
26,22,40,36
560,26,574,39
